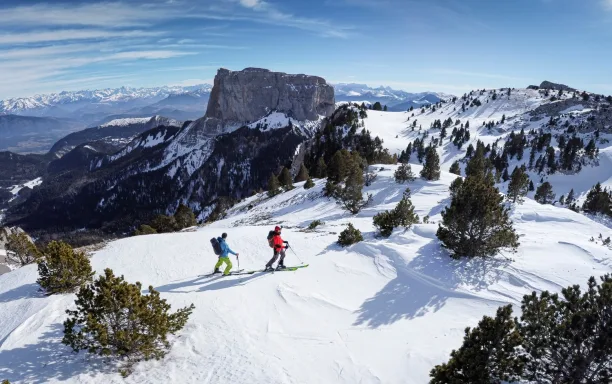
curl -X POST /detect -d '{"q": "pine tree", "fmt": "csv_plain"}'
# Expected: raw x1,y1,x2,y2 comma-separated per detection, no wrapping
337,160,371,214
134,224,157,236
502,167,510,182
328,150,348,183
535,182,555,204
279,167,294,190
314,157,327,178
151,215,178,233
449,161,461,176
420,148,441,181
582,182,612,216
267,173,281,197
295,164,309,183
518,275,612,383
174,204,197,230
436,176,519,258
37,241,94,295
63,268,195,376
566,188,575,203
507,166,530,204
304,177,315,189
337,223,364,247
5,232,40,266
394,163,416,183
430,305,524,384
373,102,383,111
529,180,535,191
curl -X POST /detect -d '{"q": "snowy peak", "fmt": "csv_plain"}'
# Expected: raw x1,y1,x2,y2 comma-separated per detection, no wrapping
0,84,212,115
333,83,451,111
99,115,180,128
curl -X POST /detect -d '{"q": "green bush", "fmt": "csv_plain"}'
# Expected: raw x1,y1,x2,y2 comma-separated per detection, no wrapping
431,275,612,383
373,197,419,237
308,220,324,230
304,177,315,189
63,269,195,376
174,203,197,229
134,224,158,236
37,241,94,295
151,215,178,233
337,223,363,247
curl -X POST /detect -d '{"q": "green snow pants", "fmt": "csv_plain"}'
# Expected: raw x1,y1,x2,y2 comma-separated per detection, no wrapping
214,257,232,275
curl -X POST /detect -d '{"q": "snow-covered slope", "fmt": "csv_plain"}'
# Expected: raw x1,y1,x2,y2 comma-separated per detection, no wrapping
1,164,611,383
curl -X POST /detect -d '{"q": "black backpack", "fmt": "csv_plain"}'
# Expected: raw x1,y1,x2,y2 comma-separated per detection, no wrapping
210,238,222,255
267,230,275,248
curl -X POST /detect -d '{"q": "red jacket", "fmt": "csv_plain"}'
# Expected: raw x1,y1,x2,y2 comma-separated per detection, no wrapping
273,232,286,251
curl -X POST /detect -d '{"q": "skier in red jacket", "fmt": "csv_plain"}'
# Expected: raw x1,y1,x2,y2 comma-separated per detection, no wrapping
265,226,289,271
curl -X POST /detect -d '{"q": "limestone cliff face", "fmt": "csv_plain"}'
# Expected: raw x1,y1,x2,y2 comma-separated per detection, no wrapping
200,68,335,133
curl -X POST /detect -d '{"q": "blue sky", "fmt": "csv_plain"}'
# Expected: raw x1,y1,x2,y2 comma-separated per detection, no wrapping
0,0,611,99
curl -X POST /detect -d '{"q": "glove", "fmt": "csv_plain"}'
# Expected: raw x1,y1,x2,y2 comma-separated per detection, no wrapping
285,244,290,249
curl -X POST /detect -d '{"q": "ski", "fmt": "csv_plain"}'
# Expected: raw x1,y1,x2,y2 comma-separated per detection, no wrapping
199,269,244,278
275,264,309,272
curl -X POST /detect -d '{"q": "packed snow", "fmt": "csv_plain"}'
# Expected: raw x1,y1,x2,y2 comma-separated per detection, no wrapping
1,163,611,383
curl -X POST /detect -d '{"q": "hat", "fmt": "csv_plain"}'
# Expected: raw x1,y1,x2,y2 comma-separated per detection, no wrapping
275,226,281,231
222,233,227,238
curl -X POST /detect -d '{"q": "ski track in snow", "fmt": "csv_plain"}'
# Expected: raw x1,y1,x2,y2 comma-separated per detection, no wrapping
1,89,612,383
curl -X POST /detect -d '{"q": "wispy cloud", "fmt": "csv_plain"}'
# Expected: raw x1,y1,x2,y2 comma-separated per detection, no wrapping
0,29,164,44
604,0,612,9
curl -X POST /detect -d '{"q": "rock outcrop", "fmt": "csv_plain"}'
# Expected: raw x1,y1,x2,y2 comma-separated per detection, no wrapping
539,81,576,92
199,68,335,134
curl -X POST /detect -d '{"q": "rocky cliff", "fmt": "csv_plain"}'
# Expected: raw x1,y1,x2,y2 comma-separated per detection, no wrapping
196,68,335,134
5,68,336,239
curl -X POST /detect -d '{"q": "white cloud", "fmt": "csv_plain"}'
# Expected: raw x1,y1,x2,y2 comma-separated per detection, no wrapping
239,0,263,9
0,30,164,44
604,0,612,9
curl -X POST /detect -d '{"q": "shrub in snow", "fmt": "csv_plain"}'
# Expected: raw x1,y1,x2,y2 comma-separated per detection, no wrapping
267,173,281,197
63,268,195,377
534,182,556,205
150,215,178,233
449,161,461,176
2,380,10,384
507,166,530,204
174,204,197,229
304,177,315,189
394,163,416,183
6,232,40,266
308,220,324,230
37,241,94,295
437,175,519,258
373,197,419,237
295,164,309,183
337,223,363,247
420,148,441,181
432,275,612,383
134,224,157,236
279,167,294,190
429,305,524,384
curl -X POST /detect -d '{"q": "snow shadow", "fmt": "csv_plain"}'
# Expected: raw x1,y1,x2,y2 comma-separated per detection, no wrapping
353,240,510,328
0,323,115,383
155,273,267,294
0,283,42,303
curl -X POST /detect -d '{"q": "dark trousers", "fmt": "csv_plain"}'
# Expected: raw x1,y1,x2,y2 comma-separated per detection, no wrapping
266,249,286,268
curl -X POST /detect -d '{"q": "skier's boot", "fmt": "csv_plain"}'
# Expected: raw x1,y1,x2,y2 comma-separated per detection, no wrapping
276,264,287,271
264,265,274,272
213,268,221,274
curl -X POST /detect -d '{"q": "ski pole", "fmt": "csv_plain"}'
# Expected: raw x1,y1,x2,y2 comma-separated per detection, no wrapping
288,246,304,264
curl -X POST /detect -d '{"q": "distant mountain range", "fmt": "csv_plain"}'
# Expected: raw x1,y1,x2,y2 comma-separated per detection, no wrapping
0,83,448,153
333,83,452,111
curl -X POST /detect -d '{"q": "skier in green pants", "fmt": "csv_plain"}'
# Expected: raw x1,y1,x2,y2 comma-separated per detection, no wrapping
213,233,239,276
